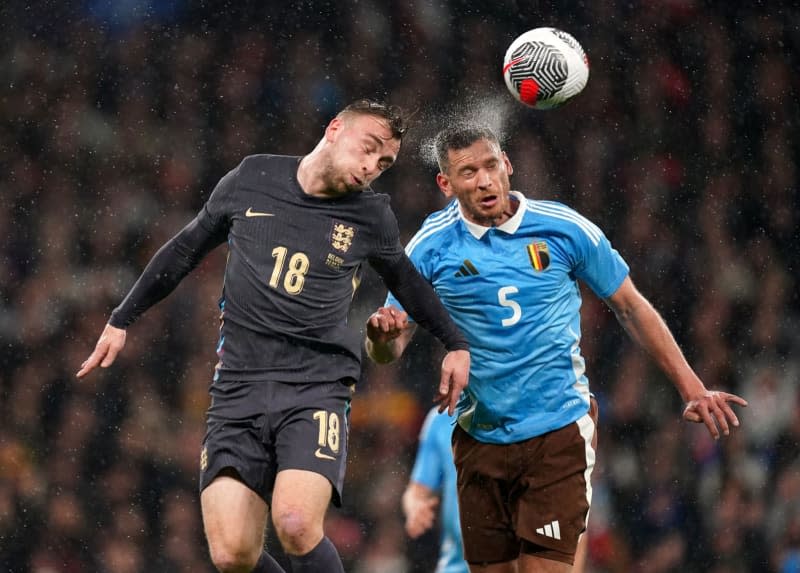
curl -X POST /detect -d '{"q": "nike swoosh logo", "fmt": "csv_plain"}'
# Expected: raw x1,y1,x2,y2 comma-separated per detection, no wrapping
314,448,336,460
246,207,274,217
503,56,525,75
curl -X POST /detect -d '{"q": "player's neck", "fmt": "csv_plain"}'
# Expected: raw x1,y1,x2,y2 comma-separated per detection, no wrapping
297,150,330,198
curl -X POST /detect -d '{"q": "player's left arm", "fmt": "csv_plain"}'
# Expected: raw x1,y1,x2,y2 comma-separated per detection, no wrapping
368,203,469,414
402,481,440,539
365,305,417,364
403,408,445,538
604,276,747,439
370,253,470,415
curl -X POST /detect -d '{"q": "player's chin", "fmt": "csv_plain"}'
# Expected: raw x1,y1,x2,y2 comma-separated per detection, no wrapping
343,180,367,193
470,204,503,224
484,205,505,219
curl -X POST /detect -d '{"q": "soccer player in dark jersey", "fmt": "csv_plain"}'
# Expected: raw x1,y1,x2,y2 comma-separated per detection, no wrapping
77,100,471,573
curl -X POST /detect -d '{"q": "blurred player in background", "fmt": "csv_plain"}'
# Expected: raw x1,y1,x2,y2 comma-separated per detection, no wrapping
402,406,469,573
77,100,470,573
366,125,747,573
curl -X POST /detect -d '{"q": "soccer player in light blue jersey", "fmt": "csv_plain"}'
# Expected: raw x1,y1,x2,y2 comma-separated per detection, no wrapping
403,407,468,573
365,125,747,573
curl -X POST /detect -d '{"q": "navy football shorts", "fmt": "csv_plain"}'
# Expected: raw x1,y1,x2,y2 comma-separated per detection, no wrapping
199,378,354,507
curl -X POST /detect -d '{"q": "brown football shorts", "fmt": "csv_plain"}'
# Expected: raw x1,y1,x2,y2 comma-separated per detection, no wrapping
453,398,599,565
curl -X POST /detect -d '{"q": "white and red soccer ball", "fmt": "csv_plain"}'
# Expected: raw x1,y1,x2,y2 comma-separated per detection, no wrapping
503,27,589,110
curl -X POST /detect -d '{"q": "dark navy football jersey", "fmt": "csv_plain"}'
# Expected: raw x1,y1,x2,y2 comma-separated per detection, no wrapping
198,154,405,383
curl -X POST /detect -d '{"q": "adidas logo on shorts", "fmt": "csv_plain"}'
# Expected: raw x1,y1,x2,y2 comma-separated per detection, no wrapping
535,520,561,540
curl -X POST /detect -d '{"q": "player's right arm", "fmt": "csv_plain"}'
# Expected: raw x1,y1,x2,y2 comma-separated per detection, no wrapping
77,166,238,379
77,322,127,378
77,216,227,378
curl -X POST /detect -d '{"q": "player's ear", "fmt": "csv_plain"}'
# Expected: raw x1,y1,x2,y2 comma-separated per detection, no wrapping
436,173,453,198
502,151,513,176
325,117,344,142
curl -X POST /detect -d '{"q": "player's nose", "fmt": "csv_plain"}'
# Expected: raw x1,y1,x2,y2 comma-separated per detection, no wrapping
362,158,381,178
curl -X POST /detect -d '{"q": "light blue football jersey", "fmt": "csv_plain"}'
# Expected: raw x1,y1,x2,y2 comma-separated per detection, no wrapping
387,192,629,444
410,407,468,573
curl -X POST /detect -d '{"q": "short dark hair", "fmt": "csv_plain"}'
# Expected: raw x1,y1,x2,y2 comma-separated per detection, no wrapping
434,125,500,172
339,99,409,141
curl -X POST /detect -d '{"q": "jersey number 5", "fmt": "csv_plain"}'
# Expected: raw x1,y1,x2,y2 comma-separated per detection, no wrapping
270,246,309,295
498,286,522,327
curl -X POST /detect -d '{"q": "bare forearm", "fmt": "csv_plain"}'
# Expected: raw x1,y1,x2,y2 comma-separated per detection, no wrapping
606,277,747,439
614,297,704,401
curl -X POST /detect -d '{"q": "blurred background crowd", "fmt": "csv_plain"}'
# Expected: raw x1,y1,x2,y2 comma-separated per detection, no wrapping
1,1,798,571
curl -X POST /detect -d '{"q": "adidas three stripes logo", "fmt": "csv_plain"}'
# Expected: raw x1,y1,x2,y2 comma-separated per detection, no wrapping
535,520,561,540
454,259,479,277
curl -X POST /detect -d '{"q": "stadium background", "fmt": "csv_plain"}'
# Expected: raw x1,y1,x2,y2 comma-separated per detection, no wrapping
1,1,798,571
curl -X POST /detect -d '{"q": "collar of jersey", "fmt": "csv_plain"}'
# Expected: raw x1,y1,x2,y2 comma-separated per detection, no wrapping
459,190,526,239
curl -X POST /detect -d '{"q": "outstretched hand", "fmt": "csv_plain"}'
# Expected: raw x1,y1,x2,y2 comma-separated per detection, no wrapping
682,390,748,439
435,349,470,416
76,323,127,378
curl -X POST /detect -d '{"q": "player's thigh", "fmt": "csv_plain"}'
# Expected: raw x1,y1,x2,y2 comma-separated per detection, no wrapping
452,425,521,564
571,533,588,573
468,540,578,572
468,562,518,573
201,471,269,556
273,379,353,507
466,556,571,573
516,399,598,565
200,379,275,504
518,553,572,573
272,468,333,528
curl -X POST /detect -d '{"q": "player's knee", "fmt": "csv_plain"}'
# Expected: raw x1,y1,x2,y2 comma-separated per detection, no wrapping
207,540,260,573
273,507,322,554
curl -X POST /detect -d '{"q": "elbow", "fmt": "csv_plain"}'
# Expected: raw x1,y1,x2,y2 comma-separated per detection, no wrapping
613,306,634,325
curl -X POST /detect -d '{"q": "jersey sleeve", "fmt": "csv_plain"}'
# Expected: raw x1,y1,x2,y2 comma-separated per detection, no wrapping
370,204,468,352
195,163,239,234
107,167,238,328
367,198,405,261
570,215,630,298
384,228,432,312
409,408,446,491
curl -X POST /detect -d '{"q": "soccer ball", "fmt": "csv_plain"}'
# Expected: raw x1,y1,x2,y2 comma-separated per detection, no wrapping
502,27,589,110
